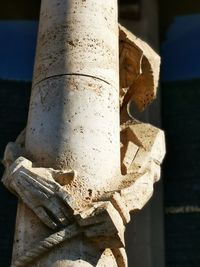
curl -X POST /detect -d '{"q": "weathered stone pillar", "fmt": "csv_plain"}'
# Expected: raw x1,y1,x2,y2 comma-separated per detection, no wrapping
26,0,121,181
14,0,120,266
2,1,165,267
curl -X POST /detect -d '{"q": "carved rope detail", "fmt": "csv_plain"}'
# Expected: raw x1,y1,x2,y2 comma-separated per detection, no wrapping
2,120,165,267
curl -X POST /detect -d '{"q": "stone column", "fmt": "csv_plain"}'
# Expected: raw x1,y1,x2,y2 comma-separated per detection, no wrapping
2,1,165,267
13,0,120,266
26,0,120,182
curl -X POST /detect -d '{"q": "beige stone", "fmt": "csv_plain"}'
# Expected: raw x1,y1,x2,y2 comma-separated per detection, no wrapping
121,141,139,174
2,1,165,266
119,24,160,124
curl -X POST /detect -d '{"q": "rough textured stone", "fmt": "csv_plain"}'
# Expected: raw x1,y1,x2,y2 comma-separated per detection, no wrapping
119,24,160,123
2,1,165,266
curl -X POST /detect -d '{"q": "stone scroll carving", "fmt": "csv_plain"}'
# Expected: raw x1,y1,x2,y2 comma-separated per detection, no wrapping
2,25,165,267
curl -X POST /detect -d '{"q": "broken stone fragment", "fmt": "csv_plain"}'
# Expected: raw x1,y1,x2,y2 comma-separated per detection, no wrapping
120,121,165,174
76,201,125,249
119,24,160,115
119,120,165,213
125,123,165,164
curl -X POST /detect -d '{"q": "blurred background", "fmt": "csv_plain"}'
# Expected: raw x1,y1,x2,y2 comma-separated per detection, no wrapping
0,0,200,266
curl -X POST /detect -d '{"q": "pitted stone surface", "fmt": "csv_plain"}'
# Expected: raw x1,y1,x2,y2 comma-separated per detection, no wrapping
2,1,165,266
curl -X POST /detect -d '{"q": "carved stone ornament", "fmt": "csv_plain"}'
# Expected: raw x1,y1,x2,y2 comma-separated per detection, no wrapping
2,1,165,267
2,122,165,267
